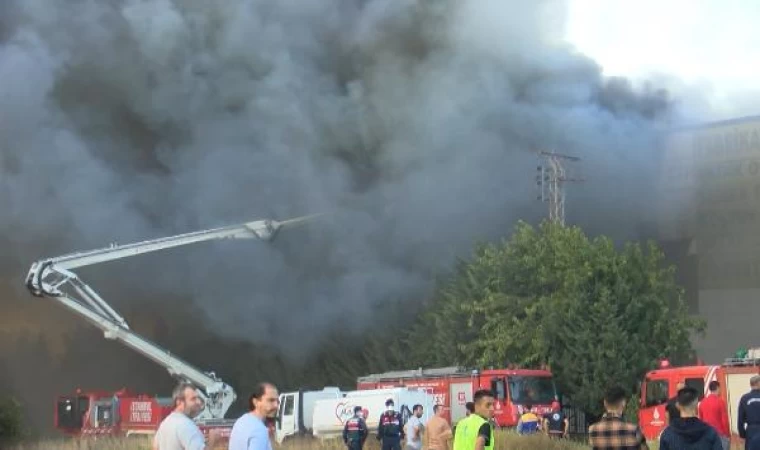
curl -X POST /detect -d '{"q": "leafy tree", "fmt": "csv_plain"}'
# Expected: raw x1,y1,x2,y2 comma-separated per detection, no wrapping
0,396,25,442
406,220,704,417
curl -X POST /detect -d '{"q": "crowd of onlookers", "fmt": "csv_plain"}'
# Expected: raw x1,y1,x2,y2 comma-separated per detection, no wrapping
149,375,760,450
588,376,760,450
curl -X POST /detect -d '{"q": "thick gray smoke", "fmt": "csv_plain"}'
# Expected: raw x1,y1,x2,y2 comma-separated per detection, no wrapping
1,0,675,428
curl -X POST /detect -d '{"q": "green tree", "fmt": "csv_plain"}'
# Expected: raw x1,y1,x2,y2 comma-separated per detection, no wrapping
0,396,25,442
408,220,704,417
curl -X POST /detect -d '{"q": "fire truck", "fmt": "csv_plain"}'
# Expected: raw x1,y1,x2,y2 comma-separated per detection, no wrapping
25,214,317,439
357,365,558,428
55,388,173,438
638,348,760,442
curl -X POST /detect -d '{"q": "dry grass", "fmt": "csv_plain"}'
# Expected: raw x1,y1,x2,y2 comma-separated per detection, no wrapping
7,430,596,450
6,436,153,450
14,430,751,450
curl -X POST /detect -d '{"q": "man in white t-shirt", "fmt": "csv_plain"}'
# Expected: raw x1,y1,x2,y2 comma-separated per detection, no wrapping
404,404,424,450
153,382,220,450
228,382,280,450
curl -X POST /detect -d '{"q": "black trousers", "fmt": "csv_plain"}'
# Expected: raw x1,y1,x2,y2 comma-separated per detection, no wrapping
747,425,760,450
748,432,760,450
381,438,402,450
347,440,364,450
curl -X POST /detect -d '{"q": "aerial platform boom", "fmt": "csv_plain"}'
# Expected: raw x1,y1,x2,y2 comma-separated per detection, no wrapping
25,214,318,420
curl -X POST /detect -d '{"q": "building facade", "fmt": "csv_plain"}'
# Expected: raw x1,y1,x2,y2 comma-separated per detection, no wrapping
658,115,760,363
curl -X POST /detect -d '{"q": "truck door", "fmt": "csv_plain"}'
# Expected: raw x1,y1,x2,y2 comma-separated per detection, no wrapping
639,376,669,440
56,395,90,432
95,403,115,427
449,382,472,424
491,377,507,425
276,393,297,443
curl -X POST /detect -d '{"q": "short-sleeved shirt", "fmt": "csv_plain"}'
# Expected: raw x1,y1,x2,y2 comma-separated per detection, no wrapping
478,422,491,446
588,413,647,450
405,416,423,449
228,413,272,450
153,412,206,450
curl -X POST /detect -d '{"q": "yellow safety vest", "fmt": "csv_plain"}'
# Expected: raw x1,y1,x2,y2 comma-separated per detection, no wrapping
453,414,494,450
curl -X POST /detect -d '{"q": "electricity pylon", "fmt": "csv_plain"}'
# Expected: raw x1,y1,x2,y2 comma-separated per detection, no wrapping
535,151,583,226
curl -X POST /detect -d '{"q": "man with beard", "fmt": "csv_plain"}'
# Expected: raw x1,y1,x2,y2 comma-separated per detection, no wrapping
229,382,280,450
153,382,220,450
404,404,424,450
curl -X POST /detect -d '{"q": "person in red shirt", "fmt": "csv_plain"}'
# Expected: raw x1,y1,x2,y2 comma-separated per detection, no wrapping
698,380,730,450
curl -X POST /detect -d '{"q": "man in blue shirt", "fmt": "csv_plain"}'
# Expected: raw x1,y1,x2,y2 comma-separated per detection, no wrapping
229,383,280,450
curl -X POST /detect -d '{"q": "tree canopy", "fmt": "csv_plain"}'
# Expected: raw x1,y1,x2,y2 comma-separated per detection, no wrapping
403,220,704,416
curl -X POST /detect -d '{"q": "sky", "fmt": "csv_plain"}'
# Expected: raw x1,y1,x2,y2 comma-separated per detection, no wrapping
565,0,760,123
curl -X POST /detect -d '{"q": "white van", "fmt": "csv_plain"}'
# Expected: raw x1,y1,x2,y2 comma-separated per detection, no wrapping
276,387,343,443
312,387,435,440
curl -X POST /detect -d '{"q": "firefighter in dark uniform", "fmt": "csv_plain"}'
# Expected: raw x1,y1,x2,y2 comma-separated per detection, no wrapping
739,375,760,450
343,406,368,450
543,401,569,439
377,398,404,450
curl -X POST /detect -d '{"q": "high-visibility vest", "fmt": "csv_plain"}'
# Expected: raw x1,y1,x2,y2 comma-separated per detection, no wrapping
453,414,494,450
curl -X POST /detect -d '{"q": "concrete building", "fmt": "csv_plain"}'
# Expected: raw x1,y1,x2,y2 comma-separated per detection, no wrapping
657,114,760,363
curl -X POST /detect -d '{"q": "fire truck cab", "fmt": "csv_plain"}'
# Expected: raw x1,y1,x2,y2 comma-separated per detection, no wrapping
639,362,713,440
639,352,760,442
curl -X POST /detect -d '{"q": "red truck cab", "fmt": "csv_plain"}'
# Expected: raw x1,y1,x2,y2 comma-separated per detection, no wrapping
639,356,760,442
638,363,715,440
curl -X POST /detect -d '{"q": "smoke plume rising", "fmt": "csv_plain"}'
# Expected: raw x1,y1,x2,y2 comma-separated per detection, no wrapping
1,0,677,434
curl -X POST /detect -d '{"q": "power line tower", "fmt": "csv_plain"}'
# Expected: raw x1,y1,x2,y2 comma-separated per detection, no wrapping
535,151,583,226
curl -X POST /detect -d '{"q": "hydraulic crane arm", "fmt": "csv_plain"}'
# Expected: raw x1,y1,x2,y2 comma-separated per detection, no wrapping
25,214,318,421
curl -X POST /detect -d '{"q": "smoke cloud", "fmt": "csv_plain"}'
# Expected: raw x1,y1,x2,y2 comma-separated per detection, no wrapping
1,0,680,433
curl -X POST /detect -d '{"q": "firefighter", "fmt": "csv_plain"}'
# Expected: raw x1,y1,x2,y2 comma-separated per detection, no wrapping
543,400,569,439
344,406,368,450
738,375,760,450
377,398,405,450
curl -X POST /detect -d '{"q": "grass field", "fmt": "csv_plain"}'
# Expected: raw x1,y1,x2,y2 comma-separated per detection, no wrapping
12,431,754,449
4,431,613,450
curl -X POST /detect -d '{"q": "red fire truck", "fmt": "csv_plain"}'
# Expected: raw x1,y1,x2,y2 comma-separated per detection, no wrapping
56,388,173,438
357,366,558,427
638,349,760,442
25,215,314,439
